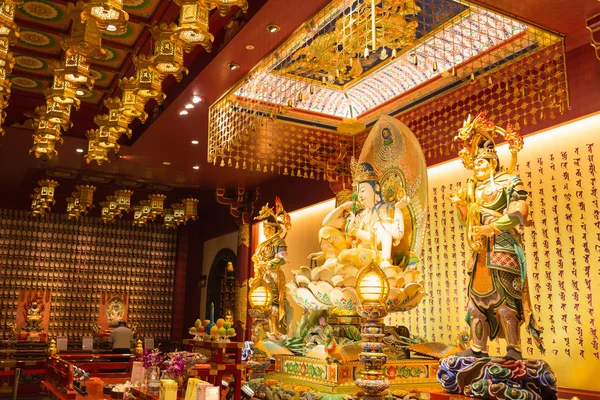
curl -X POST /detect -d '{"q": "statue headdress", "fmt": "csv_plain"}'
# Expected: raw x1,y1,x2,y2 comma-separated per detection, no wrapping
350,158,378,185
454,112,523,173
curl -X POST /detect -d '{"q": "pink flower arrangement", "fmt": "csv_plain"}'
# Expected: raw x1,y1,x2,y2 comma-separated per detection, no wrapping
142,348,164,369
165,352,186,378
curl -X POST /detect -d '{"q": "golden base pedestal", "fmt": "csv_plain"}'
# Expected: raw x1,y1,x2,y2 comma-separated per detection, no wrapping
268,355,442,394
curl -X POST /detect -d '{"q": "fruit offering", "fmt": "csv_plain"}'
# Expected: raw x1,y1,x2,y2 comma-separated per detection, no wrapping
216,319,225,328
210,326,219,336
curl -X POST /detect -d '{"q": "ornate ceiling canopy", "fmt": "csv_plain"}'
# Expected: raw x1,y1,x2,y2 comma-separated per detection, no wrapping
208,0,569,185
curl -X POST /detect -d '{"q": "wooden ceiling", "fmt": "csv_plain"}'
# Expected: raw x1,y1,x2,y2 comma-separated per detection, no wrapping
1,0,600,204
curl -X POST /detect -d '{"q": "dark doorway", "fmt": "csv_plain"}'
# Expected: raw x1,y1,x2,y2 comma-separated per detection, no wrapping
205,248,237,321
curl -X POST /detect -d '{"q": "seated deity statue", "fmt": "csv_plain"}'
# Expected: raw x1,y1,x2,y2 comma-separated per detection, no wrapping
107,297,125,328
311,162,409,271
25,300,43,331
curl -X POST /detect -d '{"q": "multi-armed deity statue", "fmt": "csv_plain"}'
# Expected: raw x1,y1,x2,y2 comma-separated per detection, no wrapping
448,112,542,361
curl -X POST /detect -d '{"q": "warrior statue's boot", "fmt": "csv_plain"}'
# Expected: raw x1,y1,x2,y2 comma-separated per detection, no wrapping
498,305,523,360
457,303,489,358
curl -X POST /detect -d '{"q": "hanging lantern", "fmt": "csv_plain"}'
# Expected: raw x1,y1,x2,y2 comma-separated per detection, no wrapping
163,209,176,229
44,100,73,129
118,77,147,123
76,185,96,210
114,189,133,214
171,202,185,225
85,129,112,165
150,22,188,82
173,0,213,53
181,197,198,221
94,120,122,150
105,97,132,137
100,200,115,223
80,0,129,34
0,0,21,136
133,54,165,104
45,73,81,109
35,180,59,214
204,0,248,17
66,193,80,219
65,2,107,60
140,199,152,221
148,194,167,219
30,114,63,159
60,51,94,89
132,205,144,226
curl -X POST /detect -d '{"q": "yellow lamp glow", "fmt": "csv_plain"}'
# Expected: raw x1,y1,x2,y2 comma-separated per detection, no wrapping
248,283,272,310
356,263,390,304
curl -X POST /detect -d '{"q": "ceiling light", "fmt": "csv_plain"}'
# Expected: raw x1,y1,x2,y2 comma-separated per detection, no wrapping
179,110,188,115
246,45,255,50
266,24,280,33
163,161,171,165
185,103,194,109
192,96,203,103
193,165,200,170
106,24,118,32
228,62,240,70
191,140,199,145
76,90,85,96
76,148,84,153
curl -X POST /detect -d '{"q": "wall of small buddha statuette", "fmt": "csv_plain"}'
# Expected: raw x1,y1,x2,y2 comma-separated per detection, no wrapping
0,208,178,341
391,114,600,391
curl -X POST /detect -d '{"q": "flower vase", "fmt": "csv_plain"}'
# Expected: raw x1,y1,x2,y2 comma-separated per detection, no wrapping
146,366,161,393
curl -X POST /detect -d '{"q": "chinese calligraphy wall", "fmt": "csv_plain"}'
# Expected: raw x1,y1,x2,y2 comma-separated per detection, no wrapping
393,113,600,391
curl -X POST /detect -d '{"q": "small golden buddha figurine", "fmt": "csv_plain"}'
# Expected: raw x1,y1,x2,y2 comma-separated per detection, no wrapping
25,300,43,332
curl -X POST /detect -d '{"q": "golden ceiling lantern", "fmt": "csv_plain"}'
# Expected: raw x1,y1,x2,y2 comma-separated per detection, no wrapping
45,74,81,109
163,209,176,229
38,179,59,203
171,202,185,225
202,0,248,17
61,51,94,89
100,200,116,223
65,2,107,60
80,0,129,34
76,185,96,210
44,100,73,129
172,0,213,53
132,205,144,226
133,54,165,104
182,197,199,221
94,123,121,150
0,0,22,136
85,129,112,164
114,189,133,214
118,77,147,123
148,193,167,219
100,194,120,222
30,115,63,159
150,22,188,82
102,97,133,137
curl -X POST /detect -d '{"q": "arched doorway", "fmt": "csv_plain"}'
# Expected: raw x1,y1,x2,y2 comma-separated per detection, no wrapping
205,248,237,321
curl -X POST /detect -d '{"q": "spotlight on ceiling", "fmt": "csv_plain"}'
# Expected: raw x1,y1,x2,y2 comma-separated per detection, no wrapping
193,165,200,170
163,161,171,165
191,140,199,145
192,96,203,104
76,148,84,153
185,103,194,109
76,90,85,96
246,44,255,50
266,24,280,33
228,62,240,70
179,110,188,115
106,24,118,32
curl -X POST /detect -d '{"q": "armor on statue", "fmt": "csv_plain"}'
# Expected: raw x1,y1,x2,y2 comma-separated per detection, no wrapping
448,112,542,360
